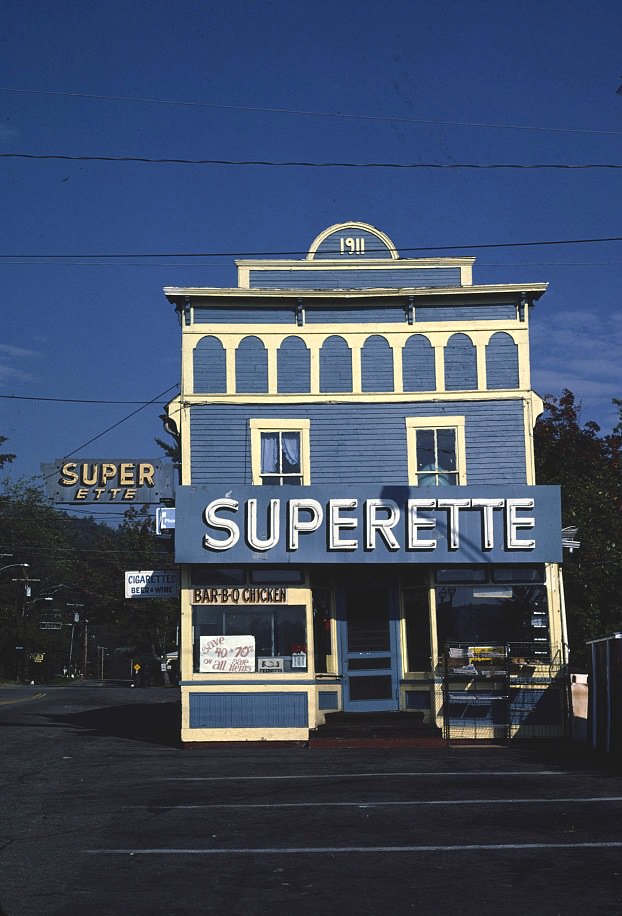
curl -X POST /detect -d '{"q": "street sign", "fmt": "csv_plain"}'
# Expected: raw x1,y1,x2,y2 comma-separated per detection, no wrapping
124,570,179,599
156,507,176,535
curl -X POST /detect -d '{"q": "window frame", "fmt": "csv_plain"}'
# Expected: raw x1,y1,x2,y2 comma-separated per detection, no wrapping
250,418,311,485
405,416,467,486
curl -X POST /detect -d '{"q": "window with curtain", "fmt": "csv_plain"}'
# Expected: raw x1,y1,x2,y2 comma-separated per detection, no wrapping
260,431,302,485
406,416,465,487
415,427,458,486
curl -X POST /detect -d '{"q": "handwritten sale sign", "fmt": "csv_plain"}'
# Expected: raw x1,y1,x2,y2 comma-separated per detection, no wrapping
199,635,255,673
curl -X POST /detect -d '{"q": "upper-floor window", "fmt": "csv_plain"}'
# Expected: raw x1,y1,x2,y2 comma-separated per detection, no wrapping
250,419,311,485
406,416,466,487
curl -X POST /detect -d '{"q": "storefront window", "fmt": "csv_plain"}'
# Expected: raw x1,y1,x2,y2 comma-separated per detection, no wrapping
192,603,307,673
404,588,432,671
434,567,549,661
312,588,332,673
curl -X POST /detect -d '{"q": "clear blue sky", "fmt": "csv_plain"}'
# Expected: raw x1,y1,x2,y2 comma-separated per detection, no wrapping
2,0,622,522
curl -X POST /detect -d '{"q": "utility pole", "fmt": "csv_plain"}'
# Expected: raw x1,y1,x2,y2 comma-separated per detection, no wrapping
67,604,84,674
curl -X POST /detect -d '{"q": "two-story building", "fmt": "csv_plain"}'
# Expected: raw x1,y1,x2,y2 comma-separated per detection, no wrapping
164,221,566,745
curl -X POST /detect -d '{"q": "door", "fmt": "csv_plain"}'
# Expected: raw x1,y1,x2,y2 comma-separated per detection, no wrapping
338,585,400,712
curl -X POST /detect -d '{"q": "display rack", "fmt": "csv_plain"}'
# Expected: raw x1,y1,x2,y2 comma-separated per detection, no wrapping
443,642,511,744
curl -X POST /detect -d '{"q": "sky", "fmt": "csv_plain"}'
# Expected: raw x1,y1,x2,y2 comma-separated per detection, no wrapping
2,0,622,525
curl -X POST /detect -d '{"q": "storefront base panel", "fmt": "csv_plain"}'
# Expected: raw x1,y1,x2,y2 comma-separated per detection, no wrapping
182,686,314,743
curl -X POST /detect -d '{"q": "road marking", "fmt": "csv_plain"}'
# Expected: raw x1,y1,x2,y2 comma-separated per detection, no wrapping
85,841,622,855
126,796,622,810
161,770,569,782
0,692,46,706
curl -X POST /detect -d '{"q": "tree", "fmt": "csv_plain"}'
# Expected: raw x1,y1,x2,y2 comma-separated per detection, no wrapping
0,479,178,682
534,390,622,668
0,436,15,469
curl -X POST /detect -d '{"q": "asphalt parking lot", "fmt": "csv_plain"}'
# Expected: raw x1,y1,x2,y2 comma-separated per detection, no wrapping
1,683,621,916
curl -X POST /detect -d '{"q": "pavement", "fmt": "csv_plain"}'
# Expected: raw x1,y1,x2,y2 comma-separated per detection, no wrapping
0,681,621,916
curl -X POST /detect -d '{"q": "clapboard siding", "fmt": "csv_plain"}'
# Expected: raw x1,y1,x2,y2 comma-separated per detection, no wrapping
445,333,477,390
305,304,406,323
361,335,394,392
416,304,517,322
189,400,527,485
403,334,436,392
277,336,311,393
248,267,461,289
193,336,227,394
486,332,519,389
194,305,296,324
189,692,309,728
235,336,268,393
319,336,352,392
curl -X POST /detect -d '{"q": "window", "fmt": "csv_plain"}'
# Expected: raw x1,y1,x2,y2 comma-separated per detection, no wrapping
250,419,311,485
406,416,466,486
192,603,307,673
433,567,550,662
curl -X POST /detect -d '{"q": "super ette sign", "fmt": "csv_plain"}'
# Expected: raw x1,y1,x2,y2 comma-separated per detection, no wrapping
174,485,562,565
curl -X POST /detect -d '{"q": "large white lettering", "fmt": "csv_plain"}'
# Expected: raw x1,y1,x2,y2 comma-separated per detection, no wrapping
203,498,240,550
365,499,400,551
471,498,505,550
506,498,536,549
328,499,359,550
407,499,437,549
198,496,541,555
288,498,324,550
246,498,280,550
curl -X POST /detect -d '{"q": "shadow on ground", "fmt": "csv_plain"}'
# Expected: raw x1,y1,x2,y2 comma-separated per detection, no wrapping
47,698,182,747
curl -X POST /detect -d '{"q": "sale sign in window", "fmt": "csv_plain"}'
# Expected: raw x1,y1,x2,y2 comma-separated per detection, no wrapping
199,635,255,673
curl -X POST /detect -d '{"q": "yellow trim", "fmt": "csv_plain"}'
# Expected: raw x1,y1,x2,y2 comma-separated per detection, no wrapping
249,418,311,485
306,221,399,260
165,282,548,299
183,389,537,407
186,326,531,398
405,415,467,486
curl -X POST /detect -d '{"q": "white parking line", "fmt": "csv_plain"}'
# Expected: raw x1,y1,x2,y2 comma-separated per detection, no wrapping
161,770,569,782
126,796,622,809
85,841,622,855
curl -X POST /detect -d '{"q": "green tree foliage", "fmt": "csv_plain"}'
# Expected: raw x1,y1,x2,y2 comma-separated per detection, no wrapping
534,390,622,668
0,436,16,469
0,477,178,682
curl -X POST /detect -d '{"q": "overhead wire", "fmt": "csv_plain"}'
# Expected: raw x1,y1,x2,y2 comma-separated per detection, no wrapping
1,85,621,136
1,235,622,261
2,152,622,169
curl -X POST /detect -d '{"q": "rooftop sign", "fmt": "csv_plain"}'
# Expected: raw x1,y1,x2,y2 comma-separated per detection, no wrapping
42,459,175,504
174,484,562,565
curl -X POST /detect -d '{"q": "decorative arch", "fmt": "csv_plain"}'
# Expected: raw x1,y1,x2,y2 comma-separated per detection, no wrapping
402,334,436,392
319,335,352,393
277,336,310,393
235,336,268,393
486,332,519,389
193,335,226,394
445,333,477,391
361,335,394,392
307,222,398,260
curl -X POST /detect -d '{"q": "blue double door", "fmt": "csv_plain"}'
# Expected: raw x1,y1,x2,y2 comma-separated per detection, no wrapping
337,580,401,712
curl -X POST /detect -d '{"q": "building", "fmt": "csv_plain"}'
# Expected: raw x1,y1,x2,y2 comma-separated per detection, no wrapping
164,221,566,744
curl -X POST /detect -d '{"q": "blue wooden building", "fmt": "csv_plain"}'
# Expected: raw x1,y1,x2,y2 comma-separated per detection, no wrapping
164,221,567,744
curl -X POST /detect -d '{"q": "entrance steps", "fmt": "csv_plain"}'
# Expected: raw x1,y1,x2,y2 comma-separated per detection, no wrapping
309,711,444,748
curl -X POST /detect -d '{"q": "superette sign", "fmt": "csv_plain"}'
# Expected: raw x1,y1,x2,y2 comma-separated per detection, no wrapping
174,485,562,565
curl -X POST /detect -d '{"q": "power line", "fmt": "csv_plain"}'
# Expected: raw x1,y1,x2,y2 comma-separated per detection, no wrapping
61,383,177,458
1,235,622,261
1,86,620,137
0,394,174,405
2,152,622,169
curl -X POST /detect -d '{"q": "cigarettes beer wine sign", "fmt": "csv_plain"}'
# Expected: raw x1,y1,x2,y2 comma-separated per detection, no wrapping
174,485,562,565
